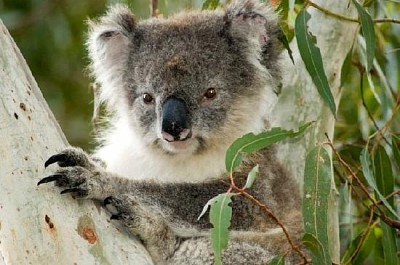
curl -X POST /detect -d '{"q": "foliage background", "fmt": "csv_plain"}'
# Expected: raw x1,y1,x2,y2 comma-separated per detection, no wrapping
1,0,400,264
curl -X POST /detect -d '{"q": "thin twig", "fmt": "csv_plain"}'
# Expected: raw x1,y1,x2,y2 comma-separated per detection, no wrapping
342,208,377,265
308,1,359,23
325,134,400,231
307,1,400,24
229,182,310,264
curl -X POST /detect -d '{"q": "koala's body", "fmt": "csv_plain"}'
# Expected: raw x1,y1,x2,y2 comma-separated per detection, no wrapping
38,1,303,264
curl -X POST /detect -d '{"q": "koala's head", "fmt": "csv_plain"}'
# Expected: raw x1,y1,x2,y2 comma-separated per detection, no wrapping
87,0,281,155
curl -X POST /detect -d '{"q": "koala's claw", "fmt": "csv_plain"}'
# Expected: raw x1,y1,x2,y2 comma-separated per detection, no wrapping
44,153,71,168
110,215,122,220
103,196,135,222
103,196,113,206
44,148,94,169
60,187,87,195
37,174,63,186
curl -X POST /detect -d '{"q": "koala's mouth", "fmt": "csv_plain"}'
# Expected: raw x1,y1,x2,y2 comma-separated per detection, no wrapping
155,134,206,155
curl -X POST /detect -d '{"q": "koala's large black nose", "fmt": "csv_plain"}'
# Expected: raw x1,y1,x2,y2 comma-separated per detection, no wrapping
161,96,192,142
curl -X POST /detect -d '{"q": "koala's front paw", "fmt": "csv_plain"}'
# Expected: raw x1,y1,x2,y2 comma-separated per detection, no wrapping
38,147,103,198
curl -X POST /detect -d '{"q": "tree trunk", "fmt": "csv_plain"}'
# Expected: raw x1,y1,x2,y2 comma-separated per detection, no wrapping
0,1,358,264
273,1,359,263
0,19,153,265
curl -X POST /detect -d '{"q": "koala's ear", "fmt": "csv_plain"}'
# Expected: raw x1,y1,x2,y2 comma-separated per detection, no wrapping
224,0,278,49
87,5,136,107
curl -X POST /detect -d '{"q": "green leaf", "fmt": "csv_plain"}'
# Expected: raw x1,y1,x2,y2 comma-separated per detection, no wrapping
244,165,259,189
268,255,285,265
295,10,336,117
374,145,394,207
373,146,398,265
360,148,399,218
392,136,400,170
302,146,332,264
209,193,235,265
353,0,375,71
340,49,353,88
341,226,377,264
381,223,399,265
202,0,219,10
225,122,313,172
278,28,294,64
302,233,330,265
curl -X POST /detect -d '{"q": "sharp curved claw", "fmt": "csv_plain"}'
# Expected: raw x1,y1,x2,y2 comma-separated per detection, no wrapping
45,153,68,168
110,215,122,220
104,196,114,206
37,175,63,186
60,188,84,194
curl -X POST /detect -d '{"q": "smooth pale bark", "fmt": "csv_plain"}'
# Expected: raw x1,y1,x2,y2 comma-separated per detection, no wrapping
0,1,359,264
272,1,359,263
0,20,153,265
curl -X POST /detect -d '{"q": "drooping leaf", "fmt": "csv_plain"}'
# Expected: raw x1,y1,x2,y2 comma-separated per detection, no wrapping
381,223,399,265
295,9,336,117
303,146,332,264
244,165,259,189
225,122,313,172
374,145,394,206
278,28,294,64
340,49,354,88
268,255,285,265
302,233,330,265
360,148,399,218
209,193,235,265
341,226,377,264
353,0,375,71
392,136,400,170
373,145,398,265
202,0,219,10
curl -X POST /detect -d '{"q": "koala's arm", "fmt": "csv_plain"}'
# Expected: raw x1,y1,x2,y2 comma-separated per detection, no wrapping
38,147,301,264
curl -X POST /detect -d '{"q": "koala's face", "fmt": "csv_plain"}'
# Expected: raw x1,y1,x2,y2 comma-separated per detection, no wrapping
88,3,280,155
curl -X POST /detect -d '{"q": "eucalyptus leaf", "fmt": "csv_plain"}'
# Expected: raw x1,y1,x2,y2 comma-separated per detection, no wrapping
268,255,285,265
392,136,400,170
353,0,375,71
302,233,331,265
373,146,399,264
209,193,235,265
225,122,313,172
360,148,399,218
374,145,394,207
341,226,376,264
244,165,259,189
303,146,332,264
295,9,336,117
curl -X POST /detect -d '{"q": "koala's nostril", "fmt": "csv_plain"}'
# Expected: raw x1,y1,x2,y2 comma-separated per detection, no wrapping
162,128,192,142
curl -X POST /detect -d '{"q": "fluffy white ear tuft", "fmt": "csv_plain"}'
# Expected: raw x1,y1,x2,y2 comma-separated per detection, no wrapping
86,5,136,110
225,0,278,48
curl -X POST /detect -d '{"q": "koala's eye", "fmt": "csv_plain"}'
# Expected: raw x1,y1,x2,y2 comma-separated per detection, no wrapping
203,88,217,100
142,93,154,104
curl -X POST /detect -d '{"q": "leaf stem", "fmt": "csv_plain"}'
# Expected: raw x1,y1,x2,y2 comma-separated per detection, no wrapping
230,183,310,264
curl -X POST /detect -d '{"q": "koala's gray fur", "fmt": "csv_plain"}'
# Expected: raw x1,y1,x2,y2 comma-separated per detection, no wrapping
38,1,303,264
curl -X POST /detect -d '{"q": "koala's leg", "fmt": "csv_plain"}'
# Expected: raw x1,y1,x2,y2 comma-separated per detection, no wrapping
104,195,182,264
104,195,277,265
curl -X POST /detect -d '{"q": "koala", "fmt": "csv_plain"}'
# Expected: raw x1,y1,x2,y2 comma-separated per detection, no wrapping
38,0,303,264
